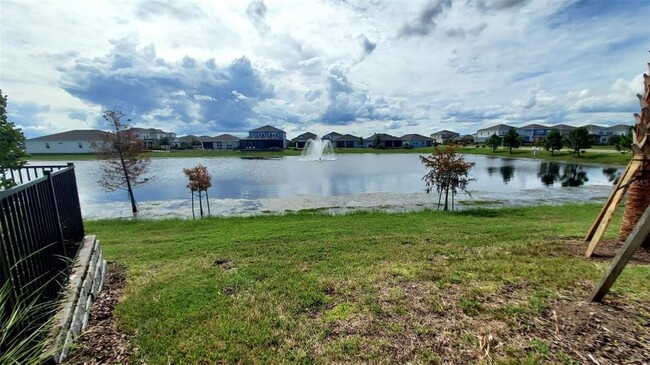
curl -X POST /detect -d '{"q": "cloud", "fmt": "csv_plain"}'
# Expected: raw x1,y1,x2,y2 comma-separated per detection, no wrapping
360,34,377,55
398,0,452,38
246,0,271,35
60,37,274,133
476,0,530,12
135,0,204,21
319,67,405,125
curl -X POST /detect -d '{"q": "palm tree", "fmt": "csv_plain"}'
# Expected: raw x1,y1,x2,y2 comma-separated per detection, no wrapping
619,66,650,247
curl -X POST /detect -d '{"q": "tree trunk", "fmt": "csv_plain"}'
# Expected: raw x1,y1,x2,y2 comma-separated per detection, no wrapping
443,185,449,211
191,191,195,220
620,169,650,247
198,190,204,218
120,153,138,213
205,190,211,216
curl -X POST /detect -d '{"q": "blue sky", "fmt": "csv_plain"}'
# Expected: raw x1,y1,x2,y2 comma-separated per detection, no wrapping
1,0,648,139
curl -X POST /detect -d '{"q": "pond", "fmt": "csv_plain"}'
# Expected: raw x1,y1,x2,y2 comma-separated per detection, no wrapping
29,154,622,219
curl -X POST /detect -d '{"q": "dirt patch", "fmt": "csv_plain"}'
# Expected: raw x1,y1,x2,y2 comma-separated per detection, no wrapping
565,238,650,264
62,262,135,365
316,279,650,363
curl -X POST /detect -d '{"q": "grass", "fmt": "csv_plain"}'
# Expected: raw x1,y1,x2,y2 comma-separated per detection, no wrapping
28,146,631,165
86,203,649,363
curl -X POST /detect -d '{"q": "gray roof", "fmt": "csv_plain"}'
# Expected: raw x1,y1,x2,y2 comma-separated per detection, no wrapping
519,124,551,130
324,131,342,137
250,125,285,133
477,124,513,132
400,134,432,141
213,134,240,141
605,124,631,132
129,127,170,134
364,133,400,141
27,129,109,142
333,134,360,142
293,132,317,141
551,124,576,130
431,130,459,136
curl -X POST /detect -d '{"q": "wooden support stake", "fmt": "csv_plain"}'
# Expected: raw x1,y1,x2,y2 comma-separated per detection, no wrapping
590,204,650,302
584,160,642,257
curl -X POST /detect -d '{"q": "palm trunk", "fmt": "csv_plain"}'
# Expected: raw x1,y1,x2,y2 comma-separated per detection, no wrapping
620,169,650,247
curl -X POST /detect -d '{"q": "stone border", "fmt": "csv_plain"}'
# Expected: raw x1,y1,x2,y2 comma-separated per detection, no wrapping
48,235,106,363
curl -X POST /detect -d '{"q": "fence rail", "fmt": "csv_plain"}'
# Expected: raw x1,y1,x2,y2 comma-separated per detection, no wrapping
0,164,84,355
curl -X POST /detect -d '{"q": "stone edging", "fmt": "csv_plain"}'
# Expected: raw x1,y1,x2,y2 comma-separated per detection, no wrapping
48,235,107,363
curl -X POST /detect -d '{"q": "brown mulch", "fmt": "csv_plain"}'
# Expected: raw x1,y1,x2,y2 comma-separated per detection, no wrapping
62,262,135,365
565,238,650,264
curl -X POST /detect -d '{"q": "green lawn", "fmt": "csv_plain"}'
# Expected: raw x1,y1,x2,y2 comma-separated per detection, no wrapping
28,146,631,165
86,204,649,364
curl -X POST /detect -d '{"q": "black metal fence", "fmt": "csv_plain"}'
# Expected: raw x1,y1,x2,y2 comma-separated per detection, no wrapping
0,164,85,353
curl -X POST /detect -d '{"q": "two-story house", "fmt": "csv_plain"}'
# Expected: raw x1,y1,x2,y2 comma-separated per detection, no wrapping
517,124,554,143
430,130,460,144
239,125,287,149
129,127,176,147
475,124,513,143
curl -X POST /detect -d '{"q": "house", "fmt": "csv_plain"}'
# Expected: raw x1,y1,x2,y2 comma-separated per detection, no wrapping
170,135,205,149
292,132,317,149
333,134,363,148
202,134,240,150
239,125,287,150
476,124,513,143
364,133,403,148
322,132,342,142
517,124,554,143
430,130,459,144
604,124,631,143
400,134,433,147
551,124,576,136
451,134,476,145
582,124,607,144
129,127,176,147
25,130,109,154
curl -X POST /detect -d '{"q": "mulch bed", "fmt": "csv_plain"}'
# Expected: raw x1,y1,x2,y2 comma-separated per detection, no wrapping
62,262,135,365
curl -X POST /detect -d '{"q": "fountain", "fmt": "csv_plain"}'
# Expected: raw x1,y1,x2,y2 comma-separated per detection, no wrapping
300,138,336,161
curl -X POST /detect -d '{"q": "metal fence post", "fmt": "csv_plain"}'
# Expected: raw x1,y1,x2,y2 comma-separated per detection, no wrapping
44,171,66,258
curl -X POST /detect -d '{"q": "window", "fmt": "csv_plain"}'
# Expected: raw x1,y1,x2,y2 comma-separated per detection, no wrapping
46,143,50,149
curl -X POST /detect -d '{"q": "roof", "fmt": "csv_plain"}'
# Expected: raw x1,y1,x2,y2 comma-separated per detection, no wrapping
213,134,240,141
431,130,459,136
333,134,360,142
364,133,400,141
519,124,551,130
129,127,170,134
477,124,513,132
400,134,432,141
293,132,317,141
582,124,605,130
250,125,285,133
174,135,203,143
605,124,631,131
323,131,342,137
27,129,109,142
552,124,576,130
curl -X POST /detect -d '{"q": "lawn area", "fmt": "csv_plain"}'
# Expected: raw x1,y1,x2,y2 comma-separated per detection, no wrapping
84,204,650,364
28,146,631,165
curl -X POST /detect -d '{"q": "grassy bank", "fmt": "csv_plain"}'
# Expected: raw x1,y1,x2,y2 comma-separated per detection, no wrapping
28,146,630,165
86,204,649,364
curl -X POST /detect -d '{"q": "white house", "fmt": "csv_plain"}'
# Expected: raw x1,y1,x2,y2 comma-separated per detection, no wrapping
26,130,109,154
476,124,513,143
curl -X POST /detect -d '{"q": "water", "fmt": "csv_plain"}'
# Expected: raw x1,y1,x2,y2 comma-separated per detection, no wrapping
29,154,622,219
300,138,336,161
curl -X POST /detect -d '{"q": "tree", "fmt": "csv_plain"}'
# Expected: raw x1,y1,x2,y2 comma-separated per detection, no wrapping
563,127,592,157
0,90,29,190
485,134,501,152
611,129,633,152
183,164,212,219
542,129,563,156
373,134,383,149
502,128,521,154
96,108,152,213
420,146,475,211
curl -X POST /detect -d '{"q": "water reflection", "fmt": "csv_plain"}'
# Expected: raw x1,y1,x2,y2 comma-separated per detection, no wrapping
486,165,515,183
538,162,561,186
560,165,589,187
602,167,621,185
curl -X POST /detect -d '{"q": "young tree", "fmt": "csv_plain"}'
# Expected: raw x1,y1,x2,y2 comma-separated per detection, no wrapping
183,164,212,218
96,108,152,213
373,134,382,149
0,90,29,190
542,129,563,156
420,146,475,211
611,130,633,152
563,127,592,157
502,128,522,154
485,134,501,152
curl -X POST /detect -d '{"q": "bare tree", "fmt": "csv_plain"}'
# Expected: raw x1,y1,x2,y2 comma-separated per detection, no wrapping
95,108,152,213
183,164,212,218
420,146,475,211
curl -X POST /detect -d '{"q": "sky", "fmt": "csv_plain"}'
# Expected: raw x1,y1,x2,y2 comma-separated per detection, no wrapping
1,0,649,139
